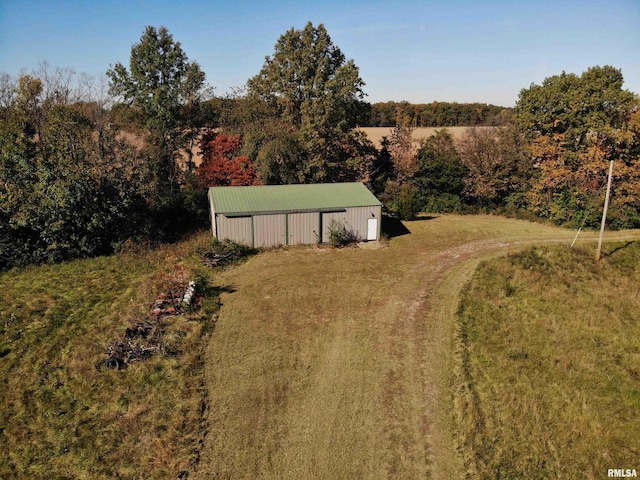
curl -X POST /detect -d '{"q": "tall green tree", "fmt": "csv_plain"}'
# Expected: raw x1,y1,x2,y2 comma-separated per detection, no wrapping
247,22,372,183
0,72,150,268
515,65,639,227
107,26,207,193
413,129,467,212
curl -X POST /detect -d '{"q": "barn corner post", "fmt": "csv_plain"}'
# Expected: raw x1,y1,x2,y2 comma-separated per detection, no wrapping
595,159,614,262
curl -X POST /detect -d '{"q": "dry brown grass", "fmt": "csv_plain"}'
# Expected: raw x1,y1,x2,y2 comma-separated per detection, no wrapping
357,126,494,149
191,215,639,479
0,235,220,479
455,243,640,478
3,216,638,479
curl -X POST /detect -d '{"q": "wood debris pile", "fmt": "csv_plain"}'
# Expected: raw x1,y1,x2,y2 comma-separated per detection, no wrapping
201,251,235,268
104,272,200,370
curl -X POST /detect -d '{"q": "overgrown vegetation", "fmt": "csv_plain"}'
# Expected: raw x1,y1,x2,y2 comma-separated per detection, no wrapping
0,234,222,479
516,66,640,229
0,30,211,270
376,66,640,226
326,219,360,247
199,237,257,267
455,243,640,478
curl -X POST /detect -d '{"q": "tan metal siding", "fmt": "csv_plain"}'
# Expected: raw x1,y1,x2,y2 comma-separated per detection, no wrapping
288,212,319,245
216,215,252,246
253,214,287,247
321,212,345,243
321,206,381,242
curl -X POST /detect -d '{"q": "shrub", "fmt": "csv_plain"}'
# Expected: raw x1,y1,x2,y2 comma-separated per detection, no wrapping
327,219,360,247
397,184,421,220
200,238,257,268
381,181,421,220
422,193,464,213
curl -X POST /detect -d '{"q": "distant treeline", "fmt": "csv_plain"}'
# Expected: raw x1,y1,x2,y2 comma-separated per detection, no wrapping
366,101,512,127
201,99,513,128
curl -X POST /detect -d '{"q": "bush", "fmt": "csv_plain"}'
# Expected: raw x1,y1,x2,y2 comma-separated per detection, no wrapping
327,219,360,247
422,193,464,213
397,184,421,220
381,181,421,221
210,238,255,257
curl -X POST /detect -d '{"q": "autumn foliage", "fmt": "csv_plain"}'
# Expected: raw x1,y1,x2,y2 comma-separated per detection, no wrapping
198,131,261,187
515,66,640,227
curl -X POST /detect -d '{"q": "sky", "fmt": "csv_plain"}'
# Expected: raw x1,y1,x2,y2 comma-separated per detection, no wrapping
1,0,639,107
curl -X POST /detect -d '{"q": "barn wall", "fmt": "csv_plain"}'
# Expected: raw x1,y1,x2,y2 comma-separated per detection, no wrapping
321,206,381,242
215,205,381,247
288,212,320,245
216,215,252,246
253,214,287,247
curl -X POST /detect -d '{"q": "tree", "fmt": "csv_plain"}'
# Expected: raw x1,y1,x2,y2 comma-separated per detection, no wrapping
413,129,467,212
107,26,207,193
198,131,261,187
218,87,304,184
0,71,150,268
248,22,365,130
247,22,371,183
388,124,417,182
515,66,639,227
457,126,532,208
368,136,395,196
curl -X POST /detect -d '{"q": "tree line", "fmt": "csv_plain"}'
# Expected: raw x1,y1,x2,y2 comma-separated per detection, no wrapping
367,101,511,127
1,23,639,269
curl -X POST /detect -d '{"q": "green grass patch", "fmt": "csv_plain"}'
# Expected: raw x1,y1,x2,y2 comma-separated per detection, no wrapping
0,232,221,479
455,242,640,478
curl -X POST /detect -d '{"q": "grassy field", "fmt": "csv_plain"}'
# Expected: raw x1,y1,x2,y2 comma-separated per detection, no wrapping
1,215,638,479
357,126,491,149
455,243,640,479
0,235,222,479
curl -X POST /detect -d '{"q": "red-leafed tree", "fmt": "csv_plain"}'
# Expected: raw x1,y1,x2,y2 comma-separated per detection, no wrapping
198,130,261,186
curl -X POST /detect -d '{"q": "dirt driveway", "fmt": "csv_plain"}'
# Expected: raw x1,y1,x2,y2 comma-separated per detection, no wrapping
191,215,640,479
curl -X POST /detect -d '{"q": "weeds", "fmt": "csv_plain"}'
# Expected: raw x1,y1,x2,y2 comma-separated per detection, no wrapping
0,234,220,479
454,243,640,478
327,219,360,247
200,238,257,267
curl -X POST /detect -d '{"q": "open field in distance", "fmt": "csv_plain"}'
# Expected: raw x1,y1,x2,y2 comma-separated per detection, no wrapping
357,126,493,149
124,126,485,169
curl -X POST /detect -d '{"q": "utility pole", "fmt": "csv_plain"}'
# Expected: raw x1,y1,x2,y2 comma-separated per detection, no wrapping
595,159,614,262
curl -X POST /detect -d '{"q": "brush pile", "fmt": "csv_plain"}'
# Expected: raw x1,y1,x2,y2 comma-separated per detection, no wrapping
105,272,200,370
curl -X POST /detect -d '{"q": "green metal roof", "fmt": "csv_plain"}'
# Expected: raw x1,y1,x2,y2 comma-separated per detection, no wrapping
209,182,381,216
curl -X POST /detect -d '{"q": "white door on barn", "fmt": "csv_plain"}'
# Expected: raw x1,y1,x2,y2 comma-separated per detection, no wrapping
367,218,378,241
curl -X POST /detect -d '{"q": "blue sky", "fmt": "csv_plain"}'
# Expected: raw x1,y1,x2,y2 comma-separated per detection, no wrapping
1,0,639,106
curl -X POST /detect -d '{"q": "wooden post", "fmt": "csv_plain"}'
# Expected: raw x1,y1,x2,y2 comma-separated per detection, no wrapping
596,159,614,262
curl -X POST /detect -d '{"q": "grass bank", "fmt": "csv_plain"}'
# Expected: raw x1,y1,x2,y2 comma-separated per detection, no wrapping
455,242,640,478
0,233,222,479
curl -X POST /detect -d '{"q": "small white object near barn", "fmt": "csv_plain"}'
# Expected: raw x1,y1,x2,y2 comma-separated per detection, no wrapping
208,182,382,248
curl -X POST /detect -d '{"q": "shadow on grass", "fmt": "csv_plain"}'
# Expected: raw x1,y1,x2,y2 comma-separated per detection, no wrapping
211,285,237,295
604,240,637,258
382,215,411,238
